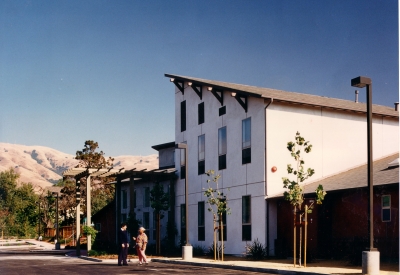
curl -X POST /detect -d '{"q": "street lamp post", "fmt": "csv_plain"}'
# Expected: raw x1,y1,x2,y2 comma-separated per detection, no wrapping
175,143,192,260
351,76,379,275
36,200,41,240
52,192,60,250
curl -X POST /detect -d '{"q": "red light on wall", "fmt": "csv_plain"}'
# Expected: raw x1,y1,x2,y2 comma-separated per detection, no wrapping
271,166,277,172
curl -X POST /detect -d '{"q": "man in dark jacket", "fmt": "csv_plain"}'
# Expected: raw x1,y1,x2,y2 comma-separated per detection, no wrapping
118,222,129,266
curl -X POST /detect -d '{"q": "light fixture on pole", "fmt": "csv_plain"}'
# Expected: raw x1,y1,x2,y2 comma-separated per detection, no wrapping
36,200,41,240
351,76,379,275
52,192,60,250
175,142,192,260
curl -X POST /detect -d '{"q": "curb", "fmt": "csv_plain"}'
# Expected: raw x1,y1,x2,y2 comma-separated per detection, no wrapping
77,256,103,263
151,259,330,275
29,250,70,255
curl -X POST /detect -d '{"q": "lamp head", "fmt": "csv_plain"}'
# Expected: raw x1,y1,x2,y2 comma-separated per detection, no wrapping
175,143,187,149
351,76,371,88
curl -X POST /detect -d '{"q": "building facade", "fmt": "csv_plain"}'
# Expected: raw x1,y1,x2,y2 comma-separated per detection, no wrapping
167,74,399,256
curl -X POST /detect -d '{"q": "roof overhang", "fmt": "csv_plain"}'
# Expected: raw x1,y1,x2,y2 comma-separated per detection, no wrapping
165,74,399,118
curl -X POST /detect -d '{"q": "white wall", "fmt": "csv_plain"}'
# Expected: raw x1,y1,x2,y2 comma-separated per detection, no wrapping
266,102,399,198
265,101,398,255
175,85,267,254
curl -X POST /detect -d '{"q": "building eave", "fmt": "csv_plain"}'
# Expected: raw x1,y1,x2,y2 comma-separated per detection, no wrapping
165,73,399,118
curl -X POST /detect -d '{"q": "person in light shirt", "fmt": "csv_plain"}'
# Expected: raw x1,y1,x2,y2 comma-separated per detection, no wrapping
132,227,148,265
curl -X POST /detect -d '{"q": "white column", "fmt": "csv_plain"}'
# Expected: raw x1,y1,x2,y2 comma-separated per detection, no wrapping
87,175,91,251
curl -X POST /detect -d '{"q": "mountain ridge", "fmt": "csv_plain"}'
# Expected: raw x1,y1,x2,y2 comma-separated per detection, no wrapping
0,143,159,189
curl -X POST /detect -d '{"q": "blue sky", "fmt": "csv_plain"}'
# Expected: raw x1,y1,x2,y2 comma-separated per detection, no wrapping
0,1,398,157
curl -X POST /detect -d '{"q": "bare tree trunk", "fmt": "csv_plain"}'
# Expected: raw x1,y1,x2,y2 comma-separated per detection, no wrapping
213,214,216,261
220,213,224,261
293,206,296,267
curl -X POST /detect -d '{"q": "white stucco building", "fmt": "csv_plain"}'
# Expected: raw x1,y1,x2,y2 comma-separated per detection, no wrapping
166,74,399,256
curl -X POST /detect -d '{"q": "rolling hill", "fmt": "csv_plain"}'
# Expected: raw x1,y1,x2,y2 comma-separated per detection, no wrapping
0,143,159,189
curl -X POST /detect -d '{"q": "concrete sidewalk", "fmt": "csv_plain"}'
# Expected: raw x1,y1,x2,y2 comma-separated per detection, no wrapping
151,257,399,275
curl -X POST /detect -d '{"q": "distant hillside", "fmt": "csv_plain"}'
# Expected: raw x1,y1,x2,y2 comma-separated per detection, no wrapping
0,143,159,189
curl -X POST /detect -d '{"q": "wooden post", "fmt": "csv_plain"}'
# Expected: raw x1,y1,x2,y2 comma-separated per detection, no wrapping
86,175,92,251
293,206,296,267
304,205,308,268
220,213,224,261
76,203,81,256
213,214,216,261
299,213,302,266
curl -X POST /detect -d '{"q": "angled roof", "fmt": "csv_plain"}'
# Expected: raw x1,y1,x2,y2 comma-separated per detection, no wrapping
302,154,399,194
165,74,399,118
152,141,175,151
269,154,399,200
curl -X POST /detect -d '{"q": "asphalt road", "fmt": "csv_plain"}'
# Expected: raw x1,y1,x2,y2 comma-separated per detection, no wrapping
0,251,273,275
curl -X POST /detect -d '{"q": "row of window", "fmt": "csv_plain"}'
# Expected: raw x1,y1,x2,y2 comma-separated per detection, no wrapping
121,187,150,209
122,194,392,243
181,195,252,242
180,117,252,178
180,101,226,132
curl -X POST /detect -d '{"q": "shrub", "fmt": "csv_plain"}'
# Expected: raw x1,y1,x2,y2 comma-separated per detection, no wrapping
83,225,98,245
207,242,225,258
193,245,206,257
246,238,266,260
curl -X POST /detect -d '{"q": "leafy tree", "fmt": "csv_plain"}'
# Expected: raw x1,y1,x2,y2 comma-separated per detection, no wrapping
62,140,115,218
204,170,230,261
282,132,326,267
0,169,38,237
150,182,170,254
75,140,114,169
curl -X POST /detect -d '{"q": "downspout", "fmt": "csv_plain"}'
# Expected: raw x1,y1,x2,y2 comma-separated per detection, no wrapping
264,98,273,256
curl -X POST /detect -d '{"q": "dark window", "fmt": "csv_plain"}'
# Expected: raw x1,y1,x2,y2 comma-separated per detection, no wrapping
181,204,186,243
144,187,150,207
382,195,391,222
122,190,127,209
95,223,101,232
143,212,150,229
198,202,205,241
242,148,251,164
180,165,186,179
198,161,205,175
121,213,127,222
242,196,251,241
218,155,226,170
242,117,251,164
198,135,205,175
180,144,186,179
198,102,205,124
218,127,227,170
219,106,226,116
181,101,186,132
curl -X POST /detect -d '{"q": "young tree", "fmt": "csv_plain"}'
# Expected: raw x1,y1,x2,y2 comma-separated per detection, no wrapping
150,182,169,255
282,132,326,267
204,170,230,261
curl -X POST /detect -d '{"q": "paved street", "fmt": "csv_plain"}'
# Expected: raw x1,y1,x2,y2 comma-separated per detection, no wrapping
0,251,273,275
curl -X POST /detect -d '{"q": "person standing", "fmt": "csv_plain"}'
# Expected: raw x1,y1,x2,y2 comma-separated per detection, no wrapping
118,222,129,266
132,227,148,265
